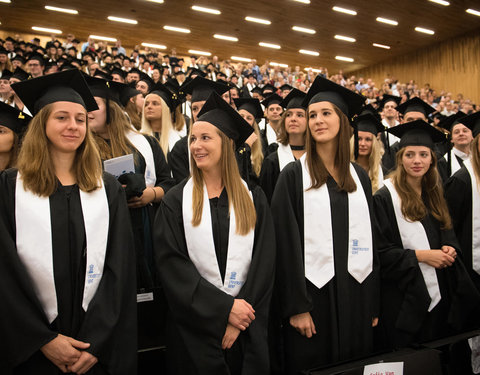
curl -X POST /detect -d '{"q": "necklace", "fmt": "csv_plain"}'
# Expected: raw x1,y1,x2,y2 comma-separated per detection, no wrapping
290,145,305,151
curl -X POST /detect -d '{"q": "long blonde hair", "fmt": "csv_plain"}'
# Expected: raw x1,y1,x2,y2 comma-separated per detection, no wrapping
190,130,256,235
17,103,102,196
251,120,264,177
388,147,451,229
140,93,174,158
350,134,385,193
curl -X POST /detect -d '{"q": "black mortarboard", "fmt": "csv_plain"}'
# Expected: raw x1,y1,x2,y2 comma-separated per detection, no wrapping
396,97,435,117
27,53,45,65
92,69,112,81
280,88,306,110
279,84,293,92
262,83,276,95
11,67,29,81
353,113,385,136
118,84,142,107
149,81,178,113
459,111,480,138
165,77,180,93
261,93,283,108
83,74,120,103
174,69,186,76
233,98,263,120
0,48,7,56
187,67,206,78
1,70,13,80
12,55,26,65
138,72,154,91
181,76,229,103
197,92,253,149
11,69,98,115
251,86,263,96
111,68,126,79
0,101,32,134
359,104,382,121
379,94,401,110
6,36,16,43
387,120,446,150
127,67,142,76
302,75,365,118
437,111,466,132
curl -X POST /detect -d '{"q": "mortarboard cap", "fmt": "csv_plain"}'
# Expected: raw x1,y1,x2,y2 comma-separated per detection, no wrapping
0,48,8,56
149,81,179,113
437,111,466,132
11,69,98,115
280,88,306,110
11,67,29,81
197,92,254,149
279,84,293,92
458,111,480,138
261,93,283,108
0,101,32,134
302,75,365,118
396,97,435,117
12,55,26,65
1,70,13,80
83,74,120,103
138,72,154,91
27,53,45,65
181,76,229,103
111,68,126,79
187,67,206,78
352,113,385,136
387,119,446,150
379,94,401,110
251,86,263,96
359,104,382,121
118,84,142,107
262,83,276,95
233,98,263,120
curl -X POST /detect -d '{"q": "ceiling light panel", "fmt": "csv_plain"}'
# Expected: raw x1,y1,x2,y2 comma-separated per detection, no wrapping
332,6,357,15
45,5,78,14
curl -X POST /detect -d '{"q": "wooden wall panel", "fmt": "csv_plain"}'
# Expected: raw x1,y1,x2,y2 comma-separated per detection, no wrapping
349,30,480,104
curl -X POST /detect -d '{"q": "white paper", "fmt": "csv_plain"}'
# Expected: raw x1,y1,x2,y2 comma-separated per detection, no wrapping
136,292,154,303
103,154,135,178
363,362,404,375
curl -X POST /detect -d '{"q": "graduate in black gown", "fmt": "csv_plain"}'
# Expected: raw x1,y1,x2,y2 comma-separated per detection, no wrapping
1,70,137,374
259,88,307,204
373,120,480,350
271,76,379,374
153,92,275,375
445,111,480,293
259,93,283,155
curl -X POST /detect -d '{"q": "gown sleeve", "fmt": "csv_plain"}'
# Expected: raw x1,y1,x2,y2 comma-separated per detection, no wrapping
259,152,280,205
168,136,190,184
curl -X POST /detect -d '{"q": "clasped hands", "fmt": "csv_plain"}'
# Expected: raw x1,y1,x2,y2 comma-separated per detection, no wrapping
222,299,255,350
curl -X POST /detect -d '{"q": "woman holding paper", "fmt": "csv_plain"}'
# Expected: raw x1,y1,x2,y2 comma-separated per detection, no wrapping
0,70,137,374
271,76,379,373
373,120,480,349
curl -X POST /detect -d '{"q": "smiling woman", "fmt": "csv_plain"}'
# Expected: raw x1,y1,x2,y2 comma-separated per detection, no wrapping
0,70,137,374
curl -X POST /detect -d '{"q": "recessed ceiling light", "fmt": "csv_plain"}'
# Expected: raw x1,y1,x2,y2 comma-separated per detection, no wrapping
304,67,322,73
259,42,281,49
191,5,221,15
141,42,167,49
270,62,289,68
429,0,450,5
373,43,390,49
332,6,357,15
0,0,11,3
107,16,138,25
334,35,356,42
415,26,435,35
376,17,398,26
213,34,238,42
245,16,271,25
466,8,480,17
299,49,319,56
89,35,117,42
231,56,252,62
145,0,164,3
188,49,211,56
45,5,78,14
163,25,191,33
292,26,316,34
293,0,310,3
32,26,62,34
335,56,354,62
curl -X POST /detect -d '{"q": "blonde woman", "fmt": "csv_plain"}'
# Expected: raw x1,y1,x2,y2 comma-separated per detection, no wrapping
350,112,386,193
1,69,136,374
0,102,30,170
140,82,183,158
154,92,275,374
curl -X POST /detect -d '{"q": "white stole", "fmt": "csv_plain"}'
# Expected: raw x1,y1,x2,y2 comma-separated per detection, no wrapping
277,144,295,171
463,159,480,274
377,167,384,189
383,179,441,311
15,173,109,323
125,130,156,187
182,178,255,297
169,129,182,151
301,155,373,288
266,124,278,146
448,148,468,176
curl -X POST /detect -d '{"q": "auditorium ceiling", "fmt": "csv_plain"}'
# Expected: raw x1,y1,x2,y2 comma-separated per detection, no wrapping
1,0,480,72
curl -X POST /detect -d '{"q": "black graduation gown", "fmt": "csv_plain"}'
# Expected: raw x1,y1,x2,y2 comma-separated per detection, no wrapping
259,151,281,205
437,153,465,183
445,167,480,294
271,161,380,374
0,169,137,374
153,181,275,375
380,134,399,173
372,185,480,349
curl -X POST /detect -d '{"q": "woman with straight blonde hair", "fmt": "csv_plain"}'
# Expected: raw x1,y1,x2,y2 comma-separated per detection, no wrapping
373,120,479,350
0,70,137,374
154,92,275,375
0,101,30,171
350,112,386,194
272,76,379,374
140,82,184,159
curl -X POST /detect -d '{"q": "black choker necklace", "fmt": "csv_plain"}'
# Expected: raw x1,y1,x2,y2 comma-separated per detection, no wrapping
290,145,305,151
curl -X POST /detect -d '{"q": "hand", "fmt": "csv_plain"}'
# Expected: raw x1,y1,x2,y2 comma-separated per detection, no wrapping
289,312,316,338
372,317,379,327
222,324,241,350
127,187,155,208
228,299,255,331
67,351,98,374
442,245,457,259
245,132,258,148
40,334,90,373
415,249,455,269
